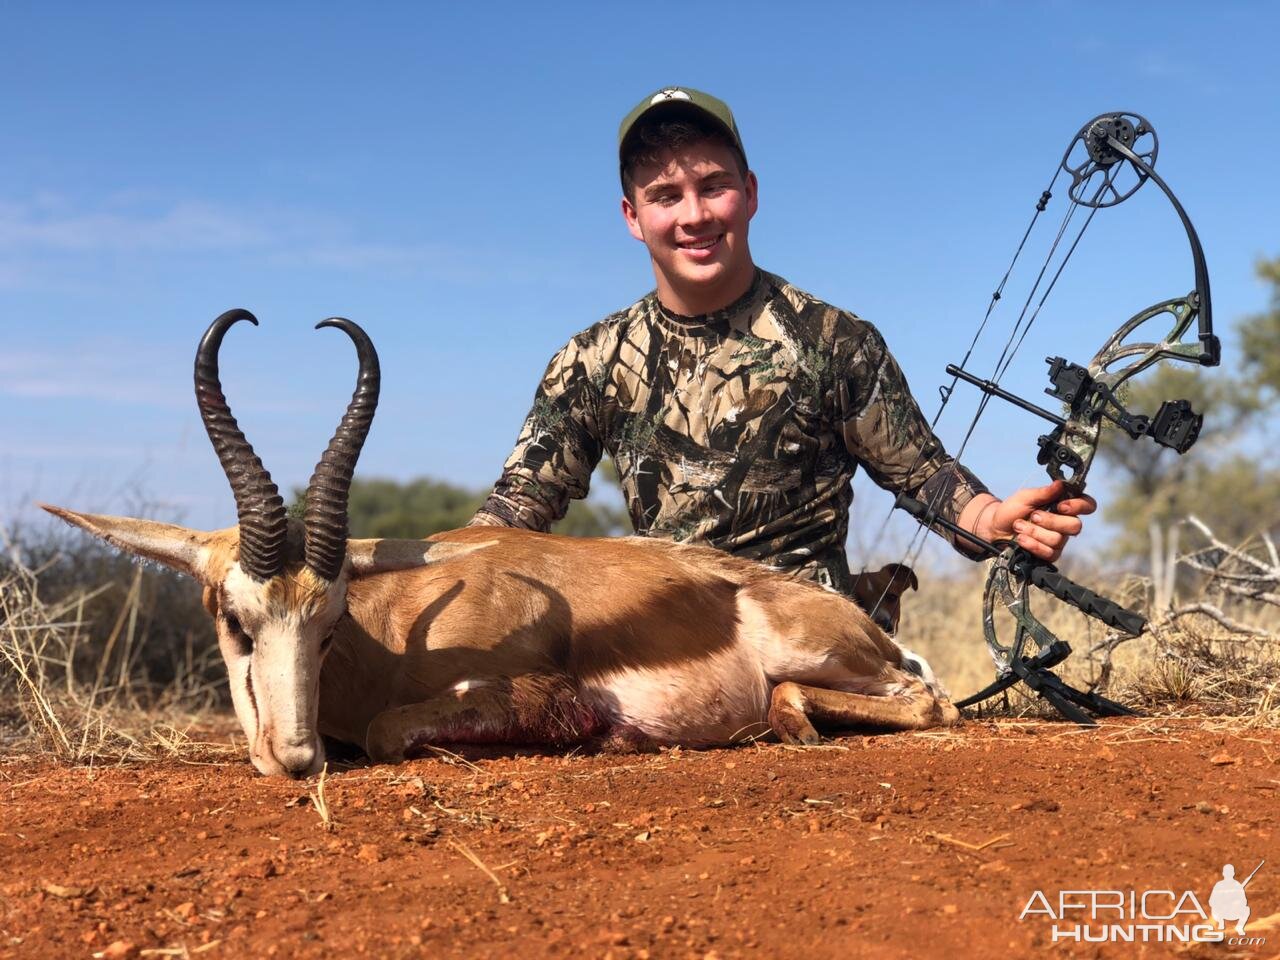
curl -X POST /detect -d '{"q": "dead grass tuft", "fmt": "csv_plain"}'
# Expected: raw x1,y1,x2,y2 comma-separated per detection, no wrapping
0,539,234,765
1110,613,1280,726
901,531,1280,727
309,763,336,831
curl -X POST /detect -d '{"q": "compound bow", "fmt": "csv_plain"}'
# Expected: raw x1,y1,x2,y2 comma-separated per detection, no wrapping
885,112,1219,724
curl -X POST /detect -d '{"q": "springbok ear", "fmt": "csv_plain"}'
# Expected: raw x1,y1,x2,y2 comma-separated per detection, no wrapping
346,538,497,578
40,504,217,580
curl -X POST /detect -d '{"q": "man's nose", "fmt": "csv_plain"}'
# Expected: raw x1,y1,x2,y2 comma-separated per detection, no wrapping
677,193,712,228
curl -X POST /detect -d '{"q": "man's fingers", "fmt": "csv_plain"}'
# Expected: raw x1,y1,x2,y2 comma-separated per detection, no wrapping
1014,520,1066,553
1010,483,1097,517
1053,494,1098,517
1010,481,1068,509
1026,509,1084,537
1015,531,1059,560
989,483,1093,559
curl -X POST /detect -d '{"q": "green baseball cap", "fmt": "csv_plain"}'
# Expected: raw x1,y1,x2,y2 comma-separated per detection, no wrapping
617,86,747,170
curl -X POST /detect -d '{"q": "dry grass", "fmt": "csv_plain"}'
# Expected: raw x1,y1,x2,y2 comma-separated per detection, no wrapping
901,550,1280,727
1111,610,1280,726
308,763,336,831
0,541,237,766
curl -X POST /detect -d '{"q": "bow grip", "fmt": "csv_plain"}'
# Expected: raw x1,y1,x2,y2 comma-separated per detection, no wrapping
1024,564,1148,635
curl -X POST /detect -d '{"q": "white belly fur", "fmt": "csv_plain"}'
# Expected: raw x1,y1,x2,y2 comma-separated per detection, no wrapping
581,644,772,746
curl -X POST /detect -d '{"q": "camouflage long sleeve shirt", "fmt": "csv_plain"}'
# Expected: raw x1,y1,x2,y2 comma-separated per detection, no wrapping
471,269,988,595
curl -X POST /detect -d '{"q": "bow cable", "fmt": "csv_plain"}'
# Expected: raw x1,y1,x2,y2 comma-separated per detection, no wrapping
865,172,1108,622
857,168,1061,613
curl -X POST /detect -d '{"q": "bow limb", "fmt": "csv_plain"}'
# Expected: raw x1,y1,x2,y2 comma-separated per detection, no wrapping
1103,130,1217,365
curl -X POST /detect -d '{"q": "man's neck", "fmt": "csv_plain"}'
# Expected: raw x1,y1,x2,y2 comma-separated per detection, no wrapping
653,261,757,316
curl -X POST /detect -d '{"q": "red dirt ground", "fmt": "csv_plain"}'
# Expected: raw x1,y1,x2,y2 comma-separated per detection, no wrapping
2,719,1278,959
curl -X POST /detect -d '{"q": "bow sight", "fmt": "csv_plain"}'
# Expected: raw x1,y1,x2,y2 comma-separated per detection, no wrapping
890,111,1220,725
945,356,1205,487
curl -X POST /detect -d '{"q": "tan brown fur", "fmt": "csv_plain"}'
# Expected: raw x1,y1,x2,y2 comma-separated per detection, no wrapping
44,508,960,775
320,528,957,759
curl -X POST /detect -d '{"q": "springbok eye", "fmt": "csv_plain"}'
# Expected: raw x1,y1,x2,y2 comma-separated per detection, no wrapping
223,613,253,655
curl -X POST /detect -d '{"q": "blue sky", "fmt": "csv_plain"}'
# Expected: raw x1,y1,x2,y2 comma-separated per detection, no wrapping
3,2,1277,566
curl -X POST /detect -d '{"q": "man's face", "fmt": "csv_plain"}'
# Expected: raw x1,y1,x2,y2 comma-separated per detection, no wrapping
621,140,758,313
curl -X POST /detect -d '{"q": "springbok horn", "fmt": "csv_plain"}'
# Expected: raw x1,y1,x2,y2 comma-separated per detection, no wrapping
304,318,380,582
194,309,289,582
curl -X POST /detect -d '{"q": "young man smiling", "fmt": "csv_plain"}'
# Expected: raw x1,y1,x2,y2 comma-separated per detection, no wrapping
471,87,1093,597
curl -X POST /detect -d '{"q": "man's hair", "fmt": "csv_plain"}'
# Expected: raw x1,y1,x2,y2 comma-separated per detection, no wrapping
620,106,748,201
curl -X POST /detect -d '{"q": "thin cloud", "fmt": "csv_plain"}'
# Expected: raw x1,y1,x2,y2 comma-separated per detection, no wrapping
0,193,579,285
0,441,158,460
0,347,188,405
0,194,446,268
0,199,275,253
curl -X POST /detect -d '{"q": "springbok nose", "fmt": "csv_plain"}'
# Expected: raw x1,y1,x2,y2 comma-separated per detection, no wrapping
274,738,320,779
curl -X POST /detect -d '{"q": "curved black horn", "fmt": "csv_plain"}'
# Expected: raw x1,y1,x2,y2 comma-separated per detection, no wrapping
194,309,288,581
303,317,380,581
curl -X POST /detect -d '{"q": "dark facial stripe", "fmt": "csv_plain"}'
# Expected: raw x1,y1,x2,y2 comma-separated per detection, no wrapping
245,660,260,727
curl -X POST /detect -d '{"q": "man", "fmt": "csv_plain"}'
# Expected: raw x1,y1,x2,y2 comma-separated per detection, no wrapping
471,86,1093,597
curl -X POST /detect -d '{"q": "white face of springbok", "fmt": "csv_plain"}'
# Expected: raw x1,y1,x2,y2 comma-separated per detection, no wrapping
42,309,473,778
214,548,343,778
38,509,482,777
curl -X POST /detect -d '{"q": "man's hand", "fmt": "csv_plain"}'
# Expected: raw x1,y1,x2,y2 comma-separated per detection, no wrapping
961,481,1097,563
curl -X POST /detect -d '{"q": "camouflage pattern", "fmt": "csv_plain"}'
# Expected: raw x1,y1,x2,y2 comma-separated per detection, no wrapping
471,270,987,596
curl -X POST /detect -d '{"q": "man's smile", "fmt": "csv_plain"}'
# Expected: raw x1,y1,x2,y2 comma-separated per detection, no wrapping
678,233,724,257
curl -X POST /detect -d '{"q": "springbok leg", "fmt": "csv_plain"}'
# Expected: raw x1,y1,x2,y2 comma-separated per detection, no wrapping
365,673,597,763
767,680,960,745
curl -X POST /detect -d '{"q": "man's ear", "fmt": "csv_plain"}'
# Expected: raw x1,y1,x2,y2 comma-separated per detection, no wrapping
744,169,759,220
346,538,497,578
621,195,645,242
40,504,217,581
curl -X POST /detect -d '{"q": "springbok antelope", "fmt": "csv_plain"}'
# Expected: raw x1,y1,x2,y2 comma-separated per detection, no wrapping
45,311,959,779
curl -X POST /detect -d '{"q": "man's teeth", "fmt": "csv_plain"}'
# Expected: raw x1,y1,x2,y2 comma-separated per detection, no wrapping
684,237,719,249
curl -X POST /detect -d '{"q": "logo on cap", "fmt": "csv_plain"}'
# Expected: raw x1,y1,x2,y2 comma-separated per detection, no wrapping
650,88,692,105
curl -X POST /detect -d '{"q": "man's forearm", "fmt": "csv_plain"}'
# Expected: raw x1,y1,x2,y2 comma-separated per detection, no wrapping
466,508,514,528
468,473,567,532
